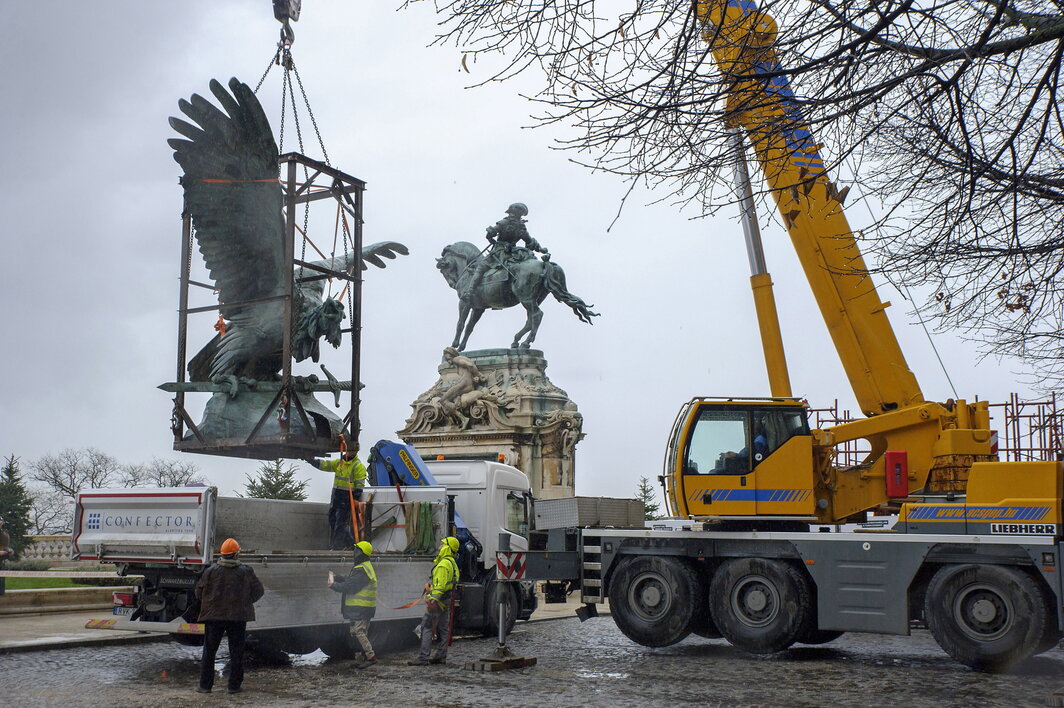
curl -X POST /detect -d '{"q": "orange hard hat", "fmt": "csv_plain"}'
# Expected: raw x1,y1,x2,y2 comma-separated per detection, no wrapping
220,538,240,555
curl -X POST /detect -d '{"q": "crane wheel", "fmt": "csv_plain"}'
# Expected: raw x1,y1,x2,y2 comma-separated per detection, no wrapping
925,564,1051,672
608,556,702,647
708,558,814,654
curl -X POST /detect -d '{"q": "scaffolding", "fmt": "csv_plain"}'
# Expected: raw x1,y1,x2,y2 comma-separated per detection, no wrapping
808,393,1064,468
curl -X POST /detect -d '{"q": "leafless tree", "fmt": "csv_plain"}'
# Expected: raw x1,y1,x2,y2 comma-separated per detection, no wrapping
30,448,119,499
417,0,1064,387
120,458,207,488
27,487,73,535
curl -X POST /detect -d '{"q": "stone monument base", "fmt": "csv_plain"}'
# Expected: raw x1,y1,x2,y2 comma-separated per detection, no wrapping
398,348,582,500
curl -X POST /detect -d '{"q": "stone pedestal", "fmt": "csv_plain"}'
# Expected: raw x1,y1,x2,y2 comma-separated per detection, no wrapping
398,348,582,499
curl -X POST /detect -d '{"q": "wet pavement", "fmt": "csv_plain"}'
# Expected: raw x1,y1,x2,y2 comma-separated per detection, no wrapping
6,616,1064,707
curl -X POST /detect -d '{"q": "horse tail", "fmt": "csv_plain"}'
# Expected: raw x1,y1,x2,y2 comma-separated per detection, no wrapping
543,261,600,325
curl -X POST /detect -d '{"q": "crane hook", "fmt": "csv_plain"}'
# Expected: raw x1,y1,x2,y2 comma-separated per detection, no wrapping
273,0,300,48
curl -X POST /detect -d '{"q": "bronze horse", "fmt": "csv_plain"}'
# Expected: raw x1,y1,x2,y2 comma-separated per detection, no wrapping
436,241,598,351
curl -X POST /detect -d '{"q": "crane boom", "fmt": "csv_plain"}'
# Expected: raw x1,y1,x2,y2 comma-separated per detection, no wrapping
697,0,923,416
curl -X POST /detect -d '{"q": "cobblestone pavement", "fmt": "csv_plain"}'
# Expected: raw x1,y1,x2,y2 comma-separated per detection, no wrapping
6,618,1064,708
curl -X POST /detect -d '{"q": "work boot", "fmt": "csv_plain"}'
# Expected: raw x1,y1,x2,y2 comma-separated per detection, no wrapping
429,657,447,665
228,687,242,694
406,659,430,666
355,656,378,670
196,687,211,694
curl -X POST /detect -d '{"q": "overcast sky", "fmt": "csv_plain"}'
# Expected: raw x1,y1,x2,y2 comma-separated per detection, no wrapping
0,1,1038,507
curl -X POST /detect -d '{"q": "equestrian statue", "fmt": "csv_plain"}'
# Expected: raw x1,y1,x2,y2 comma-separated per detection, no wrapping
437,203,599,351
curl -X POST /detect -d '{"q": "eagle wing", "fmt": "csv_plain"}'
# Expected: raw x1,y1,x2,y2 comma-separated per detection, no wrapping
360,241,410,270
168,78,284,321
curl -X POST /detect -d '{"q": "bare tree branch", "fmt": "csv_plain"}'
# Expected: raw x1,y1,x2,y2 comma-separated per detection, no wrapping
411,0,1064,388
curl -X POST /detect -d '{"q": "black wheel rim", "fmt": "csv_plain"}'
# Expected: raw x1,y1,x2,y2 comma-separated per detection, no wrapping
953,582,1014,641
730,574,780,628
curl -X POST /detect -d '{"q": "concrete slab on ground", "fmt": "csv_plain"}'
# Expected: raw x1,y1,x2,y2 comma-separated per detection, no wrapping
0,610,166,654
0,592,607,654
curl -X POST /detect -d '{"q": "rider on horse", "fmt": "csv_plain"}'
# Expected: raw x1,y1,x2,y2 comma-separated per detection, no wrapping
462,203,549,299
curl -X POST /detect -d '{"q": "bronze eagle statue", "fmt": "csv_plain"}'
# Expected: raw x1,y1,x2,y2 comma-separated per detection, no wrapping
167,78,407,386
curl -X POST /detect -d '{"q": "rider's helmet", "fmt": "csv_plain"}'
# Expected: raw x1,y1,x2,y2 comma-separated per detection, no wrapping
506,203,528,217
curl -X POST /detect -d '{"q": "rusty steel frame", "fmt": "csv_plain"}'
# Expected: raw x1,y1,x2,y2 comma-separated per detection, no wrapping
170,151,366,460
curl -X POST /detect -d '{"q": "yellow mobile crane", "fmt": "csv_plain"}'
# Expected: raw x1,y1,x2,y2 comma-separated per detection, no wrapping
524,0,1064,674
662,0,1062,532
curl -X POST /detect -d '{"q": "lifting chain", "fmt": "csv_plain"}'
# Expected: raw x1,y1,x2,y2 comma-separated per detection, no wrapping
186,223,196,281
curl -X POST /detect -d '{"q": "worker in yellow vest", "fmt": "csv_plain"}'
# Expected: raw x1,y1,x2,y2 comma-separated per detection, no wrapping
328,540,378,669
316,451,367,550
408,536,460,666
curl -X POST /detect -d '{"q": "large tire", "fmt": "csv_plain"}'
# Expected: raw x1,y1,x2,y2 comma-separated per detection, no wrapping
608,556,702,647
709,558,814,654
1034,582,1062,655
1035,625,1063,655
924,564,1051,672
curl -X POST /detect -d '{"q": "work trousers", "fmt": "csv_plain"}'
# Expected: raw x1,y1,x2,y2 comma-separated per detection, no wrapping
349,618,375,659
328,488,355,550
417,598,452,661
200,620,247,691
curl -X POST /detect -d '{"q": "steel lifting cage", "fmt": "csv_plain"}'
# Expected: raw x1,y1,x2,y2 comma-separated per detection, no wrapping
164,152,366,460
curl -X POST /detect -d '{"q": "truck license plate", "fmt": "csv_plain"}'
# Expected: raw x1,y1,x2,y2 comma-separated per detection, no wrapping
113,606,133,616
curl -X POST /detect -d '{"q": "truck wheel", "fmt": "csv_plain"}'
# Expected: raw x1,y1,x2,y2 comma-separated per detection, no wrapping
484,575,520,637
925,564,1051,672
709,558,813,654
609,556,701,647
1033,581,1061,655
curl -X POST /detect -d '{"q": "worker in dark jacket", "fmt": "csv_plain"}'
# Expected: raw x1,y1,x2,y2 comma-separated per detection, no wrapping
195,537,264,694
328,540,378,669
407,536,460,666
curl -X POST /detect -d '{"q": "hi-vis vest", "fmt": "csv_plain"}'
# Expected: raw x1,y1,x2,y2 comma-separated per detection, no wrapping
428,555,459,605
344,560,377,609
320,457,367,490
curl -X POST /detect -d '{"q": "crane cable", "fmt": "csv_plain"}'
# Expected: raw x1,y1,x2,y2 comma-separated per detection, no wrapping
253,20,335,292
855,189,960,400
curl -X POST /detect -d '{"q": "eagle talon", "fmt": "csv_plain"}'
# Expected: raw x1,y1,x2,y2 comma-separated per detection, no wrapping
211,374,241,398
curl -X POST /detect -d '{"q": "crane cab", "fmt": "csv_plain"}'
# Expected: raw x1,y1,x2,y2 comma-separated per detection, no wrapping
664,398,817,519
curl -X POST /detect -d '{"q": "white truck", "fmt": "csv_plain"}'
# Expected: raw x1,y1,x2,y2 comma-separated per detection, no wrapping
72,459,534,657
